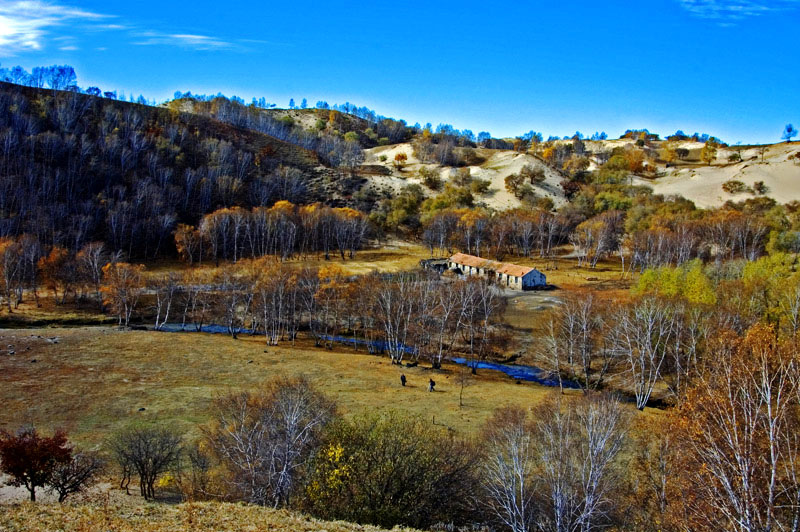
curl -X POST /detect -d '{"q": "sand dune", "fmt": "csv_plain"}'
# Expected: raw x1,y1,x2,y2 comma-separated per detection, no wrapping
363,144,564,210
635,142,800,208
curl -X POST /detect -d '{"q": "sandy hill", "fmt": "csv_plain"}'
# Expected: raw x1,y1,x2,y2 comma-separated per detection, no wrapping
363,143,565,211
634,142,800,208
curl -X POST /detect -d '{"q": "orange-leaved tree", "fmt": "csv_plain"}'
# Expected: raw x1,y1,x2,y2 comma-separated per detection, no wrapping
38,246,75,305
101,262,145,327
675,325,800,531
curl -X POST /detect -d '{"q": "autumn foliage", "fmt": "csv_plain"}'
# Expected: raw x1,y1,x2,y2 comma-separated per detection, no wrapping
0,427,71,501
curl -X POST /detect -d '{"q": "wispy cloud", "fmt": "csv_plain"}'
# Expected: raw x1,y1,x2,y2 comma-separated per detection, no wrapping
677,0,800,23
132,31,234,50
0,0,268,55
0,0,109,54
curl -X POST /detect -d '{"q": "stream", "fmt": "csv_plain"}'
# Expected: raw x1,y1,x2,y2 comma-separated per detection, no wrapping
156,323,577,389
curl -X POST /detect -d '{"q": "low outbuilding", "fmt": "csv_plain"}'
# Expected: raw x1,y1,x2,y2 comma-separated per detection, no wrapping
447,253,546,290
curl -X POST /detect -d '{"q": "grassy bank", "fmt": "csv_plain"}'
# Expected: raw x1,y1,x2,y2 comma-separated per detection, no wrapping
0,326,590,446
0,501,421,532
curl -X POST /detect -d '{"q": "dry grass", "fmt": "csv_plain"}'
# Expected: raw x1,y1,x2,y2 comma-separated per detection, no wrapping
0,298,111,328
0,326,593,447
0,501,421,532
145,241,431,279
145,242,634,292
0,244,644,448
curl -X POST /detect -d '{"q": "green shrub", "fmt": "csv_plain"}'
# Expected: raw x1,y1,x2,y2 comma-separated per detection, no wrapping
304,412,478,529
470,177,490,194
722,180,747,194
419,166,442,190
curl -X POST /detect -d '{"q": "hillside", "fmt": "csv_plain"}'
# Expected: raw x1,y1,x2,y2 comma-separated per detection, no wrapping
0,82,357,260
634,141,800,208
362,144,565,211
355,136,799,212
0,501,421,532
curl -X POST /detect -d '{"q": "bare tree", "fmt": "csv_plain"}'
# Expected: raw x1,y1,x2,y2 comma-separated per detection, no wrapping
76,241,113,311
151,273,181,330
545,293,612,392
109,426,183,500
481,407,536,532
374,276,417,364
609,297,676,410
677,326,800,532
47,452,105,502
481,395,628,532
101,262,145,328
205,377,335,508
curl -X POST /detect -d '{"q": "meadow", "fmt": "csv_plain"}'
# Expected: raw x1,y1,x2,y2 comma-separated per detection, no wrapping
0,501,422,532
0,325,589,448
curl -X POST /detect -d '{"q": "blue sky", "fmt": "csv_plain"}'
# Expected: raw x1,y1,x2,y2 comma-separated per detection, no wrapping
0,0,797,144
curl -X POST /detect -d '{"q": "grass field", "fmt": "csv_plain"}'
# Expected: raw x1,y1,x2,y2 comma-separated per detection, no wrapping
0,326,591,447
145,241,633,292
145,240,432,279
0,501,421,532
0,243,639,448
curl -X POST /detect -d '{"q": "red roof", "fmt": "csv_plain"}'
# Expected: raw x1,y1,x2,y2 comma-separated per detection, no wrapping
449,253,536,278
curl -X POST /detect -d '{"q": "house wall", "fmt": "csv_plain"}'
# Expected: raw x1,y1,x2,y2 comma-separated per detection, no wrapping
521,270,546,289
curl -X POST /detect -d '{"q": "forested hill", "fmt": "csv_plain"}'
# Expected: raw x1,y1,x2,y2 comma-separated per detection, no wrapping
169,97,413,151
0,81,336,259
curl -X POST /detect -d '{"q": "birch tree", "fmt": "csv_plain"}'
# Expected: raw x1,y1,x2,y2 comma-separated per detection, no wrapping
205,377,335,508
610,297,676,410
677,325,800,532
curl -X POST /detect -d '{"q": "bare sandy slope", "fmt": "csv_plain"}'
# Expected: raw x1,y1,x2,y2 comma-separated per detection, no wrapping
634,142,800,208
363,140,798,210
363,144,566,210
472,150,565,209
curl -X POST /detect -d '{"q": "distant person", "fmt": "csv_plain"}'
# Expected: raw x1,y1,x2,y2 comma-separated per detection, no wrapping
400,374,407,387
428,378,435,392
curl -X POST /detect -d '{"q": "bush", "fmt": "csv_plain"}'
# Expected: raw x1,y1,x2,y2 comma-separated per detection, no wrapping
451,167,472,186
521,164,546,184
535,196,555,211
518,183,538,205
109,426,183,500
504,173,525,196
0,427,72,502
470,177,491,194
48,452,105,502
419,166,442,190
722,180,747,194
305,412,479,529
454,147,486,166
393,152,408,169
205,377,336,507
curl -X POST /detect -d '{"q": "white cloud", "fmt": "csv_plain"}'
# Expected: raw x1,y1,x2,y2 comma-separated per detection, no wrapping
0,0,109,54
0,1,251,55
132,31,233,50
677,0,800,23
